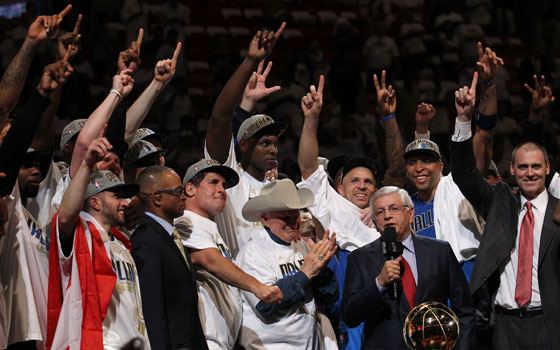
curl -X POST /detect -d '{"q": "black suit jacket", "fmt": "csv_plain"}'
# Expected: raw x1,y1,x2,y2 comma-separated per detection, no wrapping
451,137,560,349
131,215,208,350
341,233,476,350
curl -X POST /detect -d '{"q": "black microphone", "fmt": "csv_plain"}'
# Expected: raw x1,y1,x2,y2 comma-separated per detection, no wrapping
382,227,403,300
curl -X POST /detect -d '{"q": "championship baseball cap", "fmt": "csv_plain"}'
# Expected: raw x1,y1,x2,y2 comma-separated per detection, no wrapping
123,140,164,170
85,170,139,198
404,139,441,160
183,159,239,189
60,119,87,151
132,127,168,148
236,114,287,141
327,155,352,183
340,156,379,183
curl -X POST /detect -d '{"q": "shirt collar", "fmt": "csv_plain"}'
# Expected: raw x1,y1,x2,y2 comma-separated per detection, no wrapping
265,227,291,246
402,233,415,254
520,189,548,213
146,211,174,236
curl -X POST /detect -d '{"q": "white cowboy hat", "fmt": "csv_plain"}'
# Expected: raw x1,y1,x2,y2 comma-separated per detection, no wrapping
242,179,315,222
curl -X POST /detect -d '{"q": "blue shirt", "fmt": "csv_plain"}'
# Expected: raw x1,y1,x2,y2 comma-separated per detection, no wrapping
411,193,436,239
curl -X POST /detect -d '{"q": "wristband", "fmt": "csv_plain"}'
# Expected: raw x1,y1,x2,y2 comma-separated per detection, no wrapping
382,113,395,121
110,88,122,99
475,111,497,130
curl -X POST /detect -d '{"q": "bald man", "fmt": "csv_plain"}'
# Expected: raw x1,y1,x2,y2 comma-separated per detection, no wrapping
131,166,208,350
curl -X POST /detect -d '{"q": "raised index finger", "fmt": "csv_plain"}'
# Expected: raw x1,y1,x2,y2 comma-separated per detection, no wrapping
273,22,286,40
58,4,72,19
477,42,484,60
470,71,478,92
62,45,73,61
136,28,144,48
73,14,82,35
317,75,324,96
172,42,182,62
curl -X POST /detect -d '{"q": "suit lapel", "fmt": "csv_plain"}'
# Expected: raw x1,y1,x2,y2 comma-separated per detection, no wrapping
143,215,191,272
411,234,430,307
538,194,559,267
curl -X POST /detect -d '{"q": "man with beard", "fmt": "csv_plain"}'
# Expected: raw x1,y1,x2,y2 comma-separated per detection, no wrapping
48,137,150,349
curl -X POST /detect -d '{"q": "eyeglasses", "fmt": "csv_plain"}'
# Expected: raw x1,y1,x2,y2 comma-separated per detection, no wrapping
373,205,408,218
153,187,186,197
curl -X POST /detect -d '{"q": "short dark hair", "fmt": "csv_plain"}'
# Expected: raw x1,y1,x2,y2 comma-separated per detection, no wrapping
188,171,209,187
511,142,549,165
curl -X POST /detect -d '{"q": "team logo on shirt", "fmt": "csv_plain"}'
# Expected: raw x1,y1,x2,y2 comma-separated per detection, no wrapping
112,258,137,293
279,258,305,278
27,217,49,255
411,210,434,233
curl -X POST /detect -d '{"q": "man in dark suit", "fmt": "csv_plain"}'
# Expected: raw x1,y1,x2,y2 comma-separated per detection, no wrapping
341,186,476,349
451,76,560,349
131,166,208,350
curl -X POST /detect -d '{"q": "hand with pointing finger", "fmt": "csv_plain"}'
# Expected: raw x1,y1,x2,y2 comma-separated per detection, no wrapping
247,22,286,62
57,14,82,61
154,42,182,86
36,47,74,97
301,75,324,120
118,28,143,73
455,72,478,122
27,4,72,44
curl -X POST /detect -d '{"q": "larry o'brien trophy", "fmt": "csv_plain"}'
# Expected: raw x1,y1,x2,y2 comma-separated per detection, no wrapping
403,302,460,350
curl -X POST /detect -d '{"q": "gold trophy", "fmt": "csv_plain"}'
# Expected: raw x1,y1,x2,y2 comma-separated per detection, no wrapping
403,302,459,350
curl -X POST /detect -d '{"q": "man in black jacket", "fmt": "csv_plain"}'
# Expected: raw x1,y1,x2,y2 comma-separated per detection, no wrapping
132,166,208,350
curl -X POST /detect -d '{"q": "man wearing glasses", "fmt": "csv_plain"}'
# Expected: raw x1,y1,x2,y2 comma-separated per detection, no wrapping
174,159,283,350
131,165,208,350
341,186,476,349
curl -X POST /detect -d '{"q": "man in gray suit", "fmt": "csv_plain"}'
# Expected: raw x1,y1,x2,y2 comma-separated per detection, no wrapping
450,76,560,350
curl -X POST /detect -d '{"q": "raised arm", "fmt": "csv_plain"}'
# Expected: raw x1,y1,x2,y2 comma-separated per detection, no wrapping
118,29,143,74
125,42,182,143
451,72,494,218
0,5,72,126
0,52,73,196
298,76,324,179
58,133,111,243
206,23,286,163
69,69,134,178
32,18,82,151
374,70,406,188
473,42,503,174
525,74,555,127
414,103,435,139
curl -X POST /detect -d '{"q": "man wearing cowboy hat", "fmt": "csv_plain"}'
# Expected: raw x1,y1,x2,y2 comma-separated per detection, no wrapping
174,159,283,350
236,178,339,350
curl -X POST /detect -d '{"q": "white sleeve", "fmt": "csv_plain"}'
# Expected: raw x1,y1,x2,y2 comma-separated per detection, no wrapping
451,119,472,142
548,172,560,198
178,218,218,250
297,165,332,229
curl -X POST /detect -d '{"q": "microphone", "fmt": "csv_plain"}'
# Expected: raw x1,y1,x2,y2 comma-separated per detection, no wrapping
382,227,403,300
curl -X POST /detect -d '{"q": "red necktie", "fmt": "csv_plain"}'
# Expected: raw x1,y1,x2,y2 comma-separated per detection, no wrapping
401,256,416,309
515,202,534,307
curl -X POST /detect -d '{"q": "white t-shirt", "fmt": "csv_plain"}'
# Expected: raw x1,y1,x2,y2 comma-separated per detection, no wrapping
0,182,50,346
236,231,337,350
297,165,380,251
176,210,242,350
204,140,267,257
52,212,150,350
27,160,67,229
